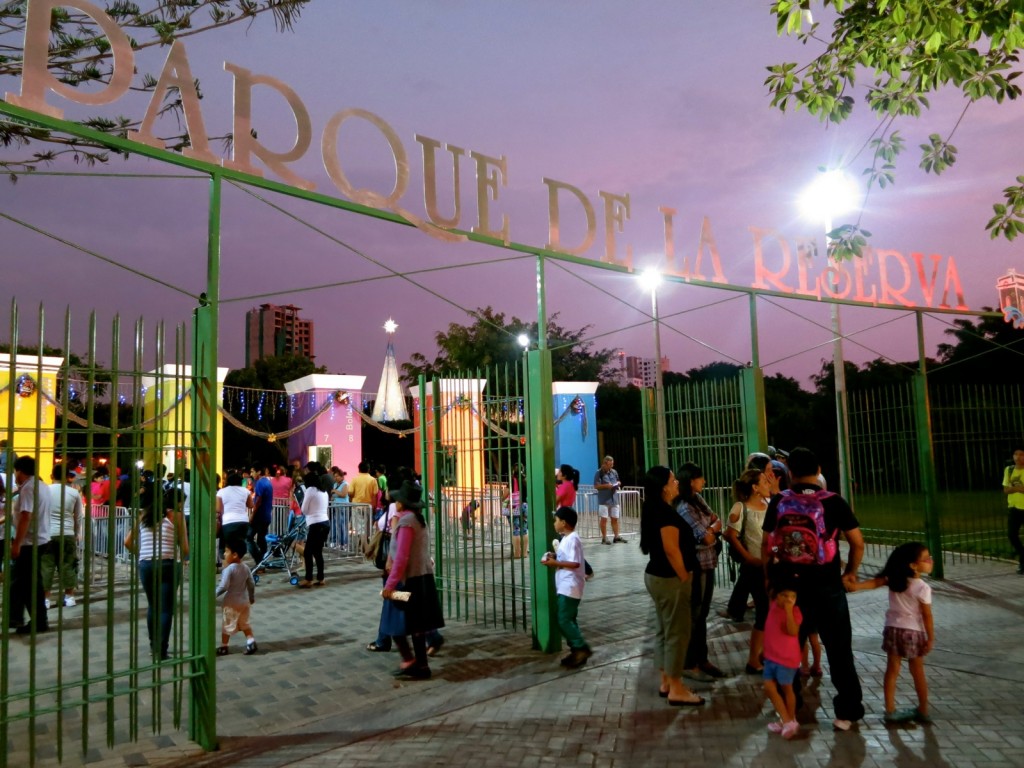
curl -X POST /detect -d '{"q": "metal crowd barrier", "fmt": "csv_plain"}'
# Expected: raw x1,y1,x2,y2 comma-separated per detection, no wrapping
268,501,374,559
573,485,642,540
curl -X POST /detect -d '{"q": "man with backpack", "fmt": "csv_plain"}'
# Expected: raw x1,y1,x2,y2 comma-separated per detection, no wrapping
761,446,865,731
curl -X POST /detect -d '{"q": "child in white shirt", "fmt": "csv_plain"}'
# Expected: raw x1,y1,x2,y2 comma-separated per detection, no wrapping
542,507,591,668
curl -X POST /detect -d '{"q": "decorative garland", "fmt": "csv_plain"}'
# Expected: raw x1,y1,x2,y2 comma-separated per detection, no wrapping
6,373,192,433
1002,304,1024,329
217,390,345,441
1,375,592,445
553,395,588,440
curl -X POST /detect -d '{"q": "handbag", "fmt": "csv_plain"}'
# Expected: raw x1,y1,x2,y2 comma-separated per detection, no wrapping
363,529,383,561
727,503,747,564
373,529,391,570
367,507,392,570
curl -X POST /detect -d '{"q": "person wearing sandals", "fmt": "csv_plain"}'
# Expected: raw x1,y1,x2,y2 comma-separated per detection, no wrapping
640,465,705,707
380,480,445,679
297,472,329,588
725,468,772,675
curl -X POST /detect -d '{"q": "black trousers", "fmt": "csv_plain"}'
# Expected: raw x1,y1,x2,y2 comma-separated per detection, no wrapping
684,566,715,668
1008,508,1024,565
304,521,329,581
794,578,865,722
10,545,48,631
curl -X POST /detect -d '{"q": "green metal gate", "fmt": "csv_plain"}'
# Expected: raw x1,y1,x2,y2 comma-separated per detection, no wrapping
643,369,761,489
420,363,531,632
1,303,217,767
849,381,1024,562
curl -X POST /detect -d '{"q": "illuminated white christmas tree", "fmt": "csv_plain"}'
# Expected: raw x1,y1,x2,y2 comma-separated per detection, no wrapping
371,318,409,422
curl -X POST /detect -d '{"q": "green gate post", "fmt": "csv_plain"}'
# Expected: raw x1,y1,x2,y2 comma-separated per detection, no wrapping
525,348,558,652
189,173,221,750
740,367,767,459
742,292,768,457
426,376,445,579
640,388,654,468
914,313,944,579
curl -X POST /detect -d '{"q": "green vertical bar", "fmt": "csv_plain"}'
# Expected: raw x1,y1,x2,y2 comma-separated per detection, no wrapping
418,374,430,526
429,377,447,615
640,388,653,467
525,348,557,652
189,173,220,750
915,312,943,578
740,367,767,459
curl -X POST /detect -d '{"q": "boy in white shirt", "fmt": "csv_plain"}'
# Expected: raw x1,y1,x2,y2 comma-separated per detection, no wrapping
542,507,591,668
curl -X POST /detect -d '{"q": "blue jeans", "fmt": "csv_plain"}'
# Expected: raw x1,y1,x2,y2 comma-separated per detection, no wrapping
330,507,348,547
139,559,178,659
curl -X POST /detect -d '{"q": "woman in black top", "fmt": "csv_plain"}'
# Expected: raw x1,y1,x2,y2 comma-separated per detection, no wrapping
640,466,704,706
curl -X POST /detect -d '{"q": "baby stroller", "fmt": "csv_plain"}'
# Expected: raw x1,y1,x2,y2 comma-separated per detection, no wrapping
252,515,307,586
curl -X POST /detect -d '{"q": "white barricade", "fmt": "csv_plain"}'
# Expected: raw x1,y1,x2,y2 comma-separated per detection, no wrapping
326,502,374,557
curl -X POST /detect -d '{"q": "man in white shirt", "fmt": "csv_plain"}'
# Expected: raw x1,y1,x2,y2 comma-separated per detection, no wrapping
43,464,84,609
11,456,52,634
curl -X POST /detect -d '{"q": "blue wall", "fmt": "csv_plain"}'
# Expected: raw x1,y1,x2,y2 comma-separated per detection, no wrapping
552,389,598,486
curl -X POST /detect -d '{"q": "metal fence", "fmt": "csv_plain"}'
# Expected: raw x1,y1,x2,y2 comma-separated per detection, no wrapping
850,380,1023,562
1,305,216,767
423,365,531,632
645,374,751,488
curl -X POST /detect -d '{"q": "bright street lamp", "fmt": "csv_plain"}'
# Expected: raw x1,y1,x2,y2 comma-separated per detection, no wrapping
517,333,530,348
639,268,669,467
801,168,859,501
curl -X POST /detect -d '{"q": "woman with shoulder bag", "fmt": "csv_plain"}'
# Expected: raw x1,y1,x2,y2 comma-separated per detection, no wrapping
724,468,772,674
380,481,446,678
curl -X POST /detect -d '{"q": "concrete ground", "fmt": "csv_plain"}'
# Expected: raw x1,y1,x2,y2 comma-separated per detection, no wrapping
8,538,1024,768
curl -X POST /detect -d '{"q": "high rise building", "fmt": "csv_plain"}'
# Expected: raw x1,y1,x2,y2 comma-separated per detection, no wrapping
615,351,670,388
245,303,315,366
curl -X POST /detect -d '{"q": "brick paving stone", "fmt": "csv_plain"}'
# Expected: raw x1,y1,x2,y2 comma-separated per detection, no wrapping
5,541,1024,767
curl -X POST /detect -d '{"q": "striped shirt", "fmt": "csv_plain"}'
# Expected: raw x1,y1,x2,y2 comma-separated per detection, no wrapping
138,517,178,561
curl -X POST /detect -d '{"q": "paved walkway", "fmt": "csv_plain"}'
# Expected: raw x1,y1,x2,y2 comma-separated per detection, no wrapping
10,539,1024,768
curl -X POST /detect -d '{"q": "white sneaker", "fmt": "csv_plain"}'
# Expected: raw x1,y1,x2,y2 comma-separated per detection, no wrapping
63,595,76,608
43,598,50,610
832,718,853,732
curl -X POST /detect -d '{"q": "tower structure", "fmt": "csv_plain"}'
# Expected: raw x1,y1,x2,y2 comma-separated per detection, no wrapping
245,303,315,366
372,318,409,421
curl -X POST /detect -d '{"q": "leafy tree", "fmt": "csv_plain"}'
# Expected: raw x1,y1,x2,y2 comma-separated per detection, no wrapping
594,382,644,484
933,309,1024,384
1,0,310,178
767,1,1024,256
811,357,917,395
401,306,615,386
222,354,325,466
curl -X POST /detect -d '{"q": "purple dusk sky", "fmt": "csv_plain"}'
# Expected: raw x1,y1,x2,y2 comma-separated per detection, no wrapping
1,1,1018,391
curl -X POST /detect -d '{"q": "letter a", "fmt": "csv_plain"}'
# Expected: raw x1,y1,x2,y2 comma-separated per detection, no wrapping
127,41,216,163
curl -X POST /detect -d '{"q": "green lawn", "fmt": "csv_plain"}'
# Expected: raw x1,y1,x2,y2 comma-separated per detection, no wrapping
852,491,1013,559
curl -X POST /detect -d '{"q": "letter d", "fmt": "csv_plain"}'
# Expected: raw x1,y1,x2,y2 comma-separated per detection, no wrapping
7,0,135,119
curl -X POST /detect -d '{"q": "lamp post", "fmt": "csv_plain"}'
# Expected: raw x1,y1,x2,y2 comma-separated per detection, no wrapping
800,170,859,501
640,269,669,467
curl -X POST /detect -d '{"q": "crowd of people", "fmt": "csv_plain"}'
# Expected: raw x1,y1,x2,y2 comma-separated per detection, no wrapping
10,437,1021,732
617,445,937,735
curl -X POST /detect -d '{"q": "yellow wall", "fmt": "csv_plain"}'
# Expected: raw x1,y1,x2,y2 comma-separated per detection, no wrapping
0,356,63,475
141,365,227,478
